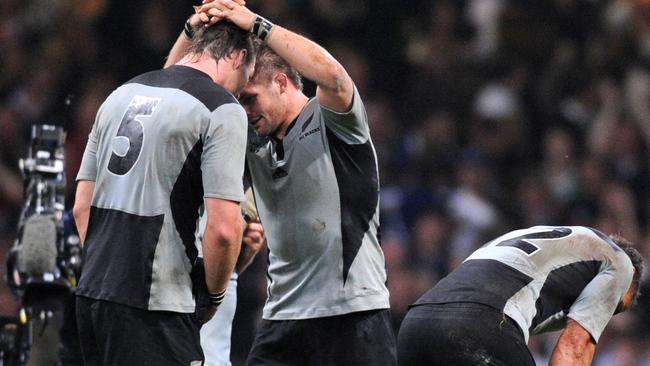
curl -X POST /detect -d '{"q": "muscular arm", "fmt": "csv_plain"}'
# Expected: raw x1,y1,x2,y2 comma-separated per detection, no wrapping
200,0,355,111
265,26,354,112
165,32,192,68
164,13,202,68
72,180,95,246
549,319,597,366
202,197,243,294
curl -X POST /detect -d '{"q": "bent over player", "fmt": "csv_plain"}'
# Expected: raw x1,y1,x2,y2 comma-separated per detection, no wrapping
73,22,255,365
397,225,644,366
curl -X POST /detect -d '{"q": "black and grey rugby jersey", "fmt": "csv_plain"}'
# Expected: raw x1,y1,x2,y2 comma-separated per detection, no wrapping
76,65,247,312
415,226,634,343
246,87,390,320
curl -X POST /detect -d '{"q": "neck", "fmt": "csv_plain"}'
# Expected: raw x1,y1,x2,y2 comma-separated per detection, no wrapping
177,53,234,92
275,91,309,139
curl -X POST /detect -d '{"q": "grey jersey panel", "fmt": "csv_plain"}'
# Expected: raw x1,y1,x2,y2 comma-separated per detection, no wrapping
246,87,389,320
76,69,247,312
456,226,633,342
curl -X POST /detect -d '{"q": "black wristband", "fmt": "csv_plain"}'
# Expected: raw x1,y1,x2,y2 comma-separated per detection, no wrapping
208,289,227,307
184,19,195,39
250,15,274,43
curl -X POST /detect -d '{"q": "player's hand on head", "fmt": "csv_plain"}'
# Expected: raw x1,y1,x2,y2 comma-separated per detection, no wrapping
200,0,246,6
198,0,256,29
188,12,205,28
192,0,244,27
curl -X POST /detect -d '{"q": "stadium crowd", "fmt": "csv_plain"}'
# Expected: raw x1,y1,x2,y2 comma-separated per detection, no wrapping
1,0,649,364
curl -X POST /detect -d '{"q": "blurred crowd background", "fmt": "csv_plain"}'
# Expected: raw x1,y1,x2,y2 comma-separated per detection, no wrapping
1,0,650,364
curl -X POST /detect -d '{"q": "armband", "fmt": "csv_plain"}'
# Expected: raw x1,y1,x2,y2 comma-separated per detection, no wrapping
250,15,274,43
208,289,227,308
184,19,195,39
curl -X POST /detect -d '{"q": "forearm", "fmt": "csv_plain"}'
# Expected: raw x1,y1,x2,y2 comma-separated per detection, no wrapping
72,180,95,246
550,344,595,366
202,222,242,294
164,14,202,68
199,1,353,105
165,32,192,68
550,320,596,366
265,26,351,93
73,208,90,246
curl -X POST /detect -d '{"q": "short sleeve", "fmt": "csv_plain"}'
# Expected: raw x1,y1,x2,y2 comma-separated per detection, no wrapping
320,86,369,144
201,103,247,202
567,256,634,342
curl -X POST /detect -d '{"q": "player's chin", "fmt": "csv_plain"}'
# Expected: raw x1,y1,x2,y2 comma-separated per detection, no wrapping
251,122,269,136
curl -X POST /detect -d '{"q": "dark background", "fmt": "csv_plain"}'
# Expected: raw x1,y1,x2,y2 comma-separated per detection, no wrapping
1,0,650,364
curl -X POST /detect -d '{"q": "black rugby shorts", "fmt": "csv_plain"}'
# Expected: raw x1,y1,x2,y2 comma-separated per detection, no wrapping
246,309,397,366
397,302,535,366
76,296,203,365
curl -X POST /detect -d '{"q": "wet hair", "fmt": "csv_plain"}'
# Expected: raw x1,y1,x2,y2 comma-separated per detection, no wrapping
188,21,256,66
610,234,644,304
250,43,303,90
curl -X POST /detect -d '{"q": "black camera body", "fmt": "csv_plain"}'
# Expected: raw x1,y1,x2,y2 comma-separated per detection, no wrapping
6,124,81,309
0,124,85,365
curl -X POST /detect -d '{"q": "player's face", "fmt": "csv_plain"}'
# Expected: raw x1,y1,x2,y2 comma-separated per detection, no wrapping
240,77,285,137
234,60,256,97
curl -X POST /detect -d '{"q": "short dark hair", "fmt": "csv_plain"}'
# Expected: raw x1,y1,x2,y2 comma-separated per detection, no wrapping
188,21,256,66
251,44,303,90
610,234,644,303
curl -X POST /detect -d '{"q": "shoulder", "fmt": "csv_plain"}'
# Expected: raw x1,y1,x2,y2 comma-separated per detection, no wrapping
568,227,634,274
180,79,238,112
127,66,239,112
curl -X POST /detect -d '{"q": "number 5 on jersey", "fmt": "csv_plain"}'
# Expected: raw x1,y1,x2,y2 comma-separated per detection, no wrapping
108,96,161,175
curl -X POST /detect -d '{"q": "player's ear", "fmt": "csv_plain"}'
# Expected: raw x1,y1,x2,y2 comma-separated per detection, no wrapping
274,72,288,93
232,49,248,70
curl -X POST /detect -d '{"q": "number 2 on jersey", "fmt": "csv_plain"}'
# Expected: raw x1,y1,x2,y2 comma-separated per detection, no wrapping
108,96,161,175
494,227,572,255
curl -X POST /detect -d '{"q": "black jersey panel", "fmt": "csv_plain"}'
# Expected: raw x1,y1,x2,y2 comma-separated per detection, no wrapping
494,227,572,255
170,140,204,267
77,206,164,308
587,227,621,252
413,259,533,310
126,66,237,112
531,260,601,330
326,128,379,284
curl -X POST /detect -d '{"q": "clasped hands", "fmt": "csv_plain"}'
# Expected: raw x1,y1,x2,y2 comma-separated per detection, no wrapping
189,0,257,32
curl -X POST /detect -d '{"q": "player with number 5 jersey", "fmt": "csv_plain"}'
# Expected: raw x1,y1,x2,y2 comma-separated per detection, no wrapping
73,22,256,365
398,225,644,366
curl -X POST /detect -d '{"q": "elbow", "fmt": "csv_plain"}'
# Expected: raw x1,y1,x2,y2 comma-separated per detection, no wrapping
326,64,349,94
316,57,350,93
206,219,243,248
72,203,86,223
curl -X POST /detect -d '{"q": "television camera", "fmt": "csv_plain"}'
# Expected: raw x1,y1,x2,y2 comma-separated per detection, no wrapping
2,124,81,365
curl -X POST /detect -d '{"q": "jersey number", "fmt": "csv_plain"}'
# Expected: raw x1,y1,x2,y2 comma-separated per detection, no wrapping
494,228,572,255
108,96,161,175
